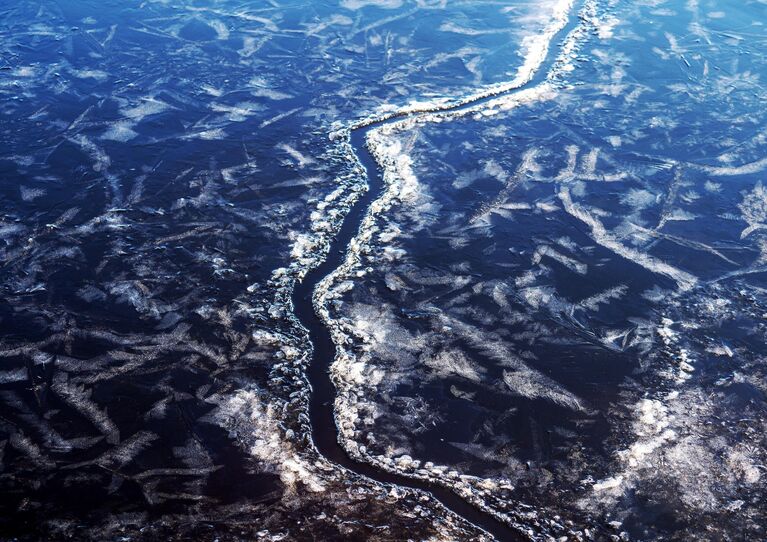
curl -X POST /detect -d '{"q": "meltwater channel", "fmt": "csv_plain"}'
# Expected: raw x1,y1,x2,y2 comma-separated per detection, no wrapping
291,6,586,540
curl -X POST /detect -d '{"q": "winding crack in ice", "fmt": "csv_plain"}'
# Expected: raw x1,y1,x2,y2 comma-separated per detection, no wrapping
308,0,611,537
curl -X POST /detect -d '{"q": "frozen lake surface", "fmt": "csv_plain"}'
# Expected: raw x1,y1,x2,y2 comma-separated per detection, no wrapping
1,0,766,540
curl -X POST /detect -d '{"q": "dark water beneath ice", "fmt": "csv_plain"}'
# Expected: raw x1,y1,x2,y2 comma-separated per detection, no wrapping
1,0,767,540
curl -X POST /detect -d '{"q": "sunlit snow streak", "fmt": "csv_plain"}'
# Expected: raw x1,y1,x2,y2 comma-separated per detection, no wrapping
341,0,576,130
558,187,698,291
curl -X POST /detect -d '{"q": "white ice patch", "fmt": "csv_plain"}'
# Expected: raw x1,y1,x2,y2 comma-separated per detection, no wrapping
366,128,438,231
209,19,230,40
591,396,676,497
186,128,226,140
211,102,264,122
214,389,326,493
69,68,108,81
695,156,767,176
423,350,486,383
738,182,767,239
532,245,587,274
19,186,46,202
511,0,575,88
120,97,170,121
101,121,138,142
276,143,316,168
621,188,657,210
340,0,403,9
503,370,588,413
576,284,628,312
559,187,697,290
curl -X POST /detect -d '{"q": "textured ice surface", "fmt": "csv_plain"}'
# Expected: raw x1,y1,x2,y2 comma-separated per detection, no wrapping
0,0,576,539
2,0,767,540
318,0,767,539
